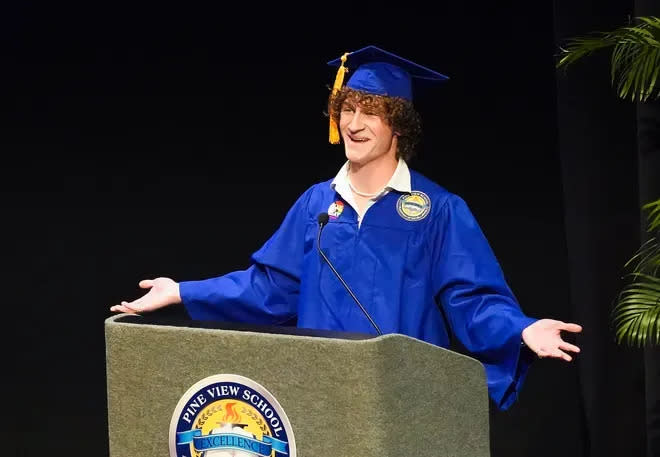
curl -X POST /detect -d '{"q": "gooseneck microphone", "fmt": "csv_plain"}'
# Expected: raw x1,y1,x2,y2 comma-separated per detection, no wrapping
316,212,382,335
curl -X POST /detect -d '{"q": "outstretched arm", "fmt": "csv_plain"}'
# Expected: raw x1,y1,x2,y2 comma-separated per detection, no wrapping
432,195,581,410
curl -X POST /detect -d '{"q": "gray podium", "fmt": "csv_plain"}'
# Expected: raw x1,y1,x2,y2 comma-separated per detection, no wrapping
105,314,490,457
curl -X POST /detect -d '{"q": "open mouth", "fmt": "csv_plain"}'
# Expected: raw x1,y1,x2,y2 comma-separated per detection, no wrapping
347,133,370,143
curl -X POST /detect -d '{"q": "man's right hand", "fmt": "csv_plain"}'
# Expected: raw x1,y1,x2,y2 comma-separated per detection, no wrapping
110,277,181,314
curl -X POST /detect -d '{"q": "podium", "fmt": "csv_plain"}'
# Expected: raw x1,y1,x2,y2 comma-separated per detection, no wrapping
105,313,490,457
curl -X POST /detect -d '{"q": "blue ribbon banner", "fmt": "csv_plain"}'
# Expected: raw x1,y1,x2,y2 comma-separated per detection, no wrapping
177,430,288,456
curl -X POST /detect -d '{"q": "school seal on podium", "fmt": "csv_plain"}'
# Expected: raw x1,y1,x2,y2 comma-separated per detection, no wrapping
169,374,296,457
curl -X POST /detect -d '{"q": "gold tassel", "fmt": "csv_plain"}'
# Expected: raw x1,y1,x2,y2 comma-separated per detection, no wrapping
329,52,349,144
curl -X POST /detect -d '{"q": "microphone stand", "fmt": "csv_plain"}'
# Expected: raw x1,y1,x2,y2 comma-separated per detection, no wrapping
316,214,382,335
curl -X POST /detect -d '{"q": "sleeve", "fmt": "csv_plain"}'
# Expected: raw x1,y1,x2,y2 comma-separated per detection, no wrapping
179,186,314,325
431,194,538,410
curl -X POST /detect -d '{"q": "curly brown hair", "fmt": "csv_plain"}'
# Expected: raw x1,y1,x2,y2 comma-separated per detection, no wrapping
328,87,422,162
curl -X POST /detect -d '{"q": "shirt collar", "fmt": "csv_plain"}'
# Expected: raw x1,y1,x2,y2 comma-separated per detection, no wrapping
331,157,412,194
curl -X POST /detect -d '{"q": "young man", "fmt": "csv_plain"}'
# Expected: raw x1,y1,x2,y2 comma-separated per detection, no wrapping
111,45,581,410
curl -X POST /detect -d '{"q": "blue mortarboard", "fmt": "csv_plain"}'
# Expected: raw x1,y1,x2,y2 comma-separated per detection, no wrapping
327,45,449,101
326,45,449,143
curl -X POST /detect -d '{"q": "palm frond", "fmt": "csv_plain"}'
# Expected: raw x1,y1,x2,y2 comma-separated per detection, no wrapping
624,237,660,276
612,273,660,346
557,16,660,102
613,197,660,347
557,35,617,68
643,198,660,232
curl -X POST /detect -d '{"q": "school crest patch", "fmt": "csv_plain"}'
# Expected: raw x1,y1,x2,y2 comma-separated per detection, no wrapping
397,191,431,221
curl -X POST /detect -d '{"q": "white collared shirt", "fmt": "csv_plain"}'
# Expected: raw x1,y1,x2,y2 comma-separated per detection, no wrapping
331,158,412,226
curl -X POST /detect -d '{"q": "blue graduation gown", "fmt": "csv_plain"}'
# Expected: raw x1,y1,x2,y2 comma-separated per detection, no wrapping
180,170,537,410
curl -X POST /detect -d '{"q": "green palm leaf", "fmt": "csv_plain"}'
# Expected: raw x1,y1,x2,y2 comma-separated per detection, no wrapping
643,198,660,232
625,237,660,276
612,273,660,346
612,199,660,346
557,16,660,102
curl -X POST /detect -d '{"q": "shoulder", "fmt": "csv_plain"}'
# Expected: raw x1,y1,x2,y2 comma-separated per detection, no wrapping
303,178,335,206
408,169,467,215
284,179,335,220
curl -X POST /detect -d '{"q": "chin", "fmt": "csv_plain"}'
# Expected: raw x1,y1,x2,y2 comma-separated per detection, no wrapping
344,147,371,165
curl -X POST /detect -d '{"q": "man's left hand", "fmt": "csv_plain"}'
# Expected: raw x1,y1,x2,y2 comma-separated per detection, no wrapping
522,319,582,361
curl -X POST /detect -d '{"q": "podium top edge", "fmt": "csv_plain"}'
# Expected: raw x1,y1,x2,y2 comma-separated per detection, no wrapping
104,314,484,366
104,313,375,341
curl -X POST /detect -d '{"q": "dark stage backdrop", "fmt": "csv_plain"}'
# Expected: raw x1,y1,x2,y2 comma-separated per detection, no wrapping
554,0,660,456
634,2,660,455
2,2,654,456
554,1,645,457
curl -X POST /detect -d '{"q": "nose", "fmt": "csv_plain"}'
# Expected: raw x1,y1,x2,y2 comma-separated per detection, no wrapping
347,108,366,132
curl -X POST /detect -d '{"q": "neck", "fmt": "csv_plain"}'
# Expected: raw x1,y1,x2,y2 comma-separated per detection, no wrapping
348,154,398,195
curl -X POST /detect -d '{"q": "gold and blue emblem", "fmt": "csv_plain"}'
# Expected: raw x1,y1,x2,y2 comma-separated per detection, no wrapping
396,191,431,221
170,374,296,457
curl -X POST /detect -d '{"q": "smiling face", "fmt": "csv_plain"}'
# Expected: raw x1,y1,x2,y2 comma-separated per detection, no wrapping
329,87,422,162
339,97,398,166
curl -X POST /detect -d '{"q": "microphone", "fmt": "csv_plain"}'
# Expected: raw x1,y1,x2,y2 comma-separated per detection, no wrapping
316,212,382,335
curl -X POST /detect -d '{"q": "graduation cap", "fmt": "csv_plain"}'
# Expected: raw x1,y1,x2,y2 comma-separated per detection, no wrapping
327,45,449,143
